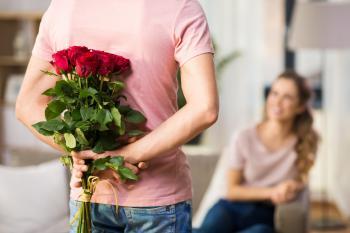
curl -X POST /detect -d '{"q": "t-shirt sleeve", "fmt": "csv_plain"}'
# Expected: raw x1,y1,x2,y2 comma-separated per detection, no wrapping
32,3,54,61
226,132,245,170
174,0,214,67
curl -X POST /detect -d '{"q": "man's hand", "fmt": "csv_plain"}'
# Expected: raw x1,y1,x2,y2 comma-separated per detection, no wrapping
270,179,304,204
70,150,148,188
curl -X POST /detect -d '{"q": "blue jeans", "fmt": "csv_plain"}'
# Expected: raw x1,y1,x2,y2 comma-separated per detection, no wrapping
193,199,275,233
69,200,192,233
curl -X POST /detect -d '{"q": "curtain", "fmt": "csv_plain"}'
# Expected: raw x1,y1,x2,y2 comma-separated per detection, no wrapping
324,51,350,217
200,0,285,150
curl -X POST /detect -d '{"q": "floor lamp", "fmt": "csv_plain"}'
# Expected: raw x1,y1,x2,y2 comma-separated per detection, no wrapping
288,1,350,231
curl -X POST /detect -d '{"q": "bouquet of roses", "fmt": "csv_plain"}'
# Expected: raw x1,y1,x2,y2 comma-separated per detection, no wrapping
32,46,146,233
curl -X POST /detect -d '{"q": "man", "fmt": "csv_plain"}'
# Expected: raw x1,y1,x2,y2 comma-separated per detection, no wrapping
16,0,218,232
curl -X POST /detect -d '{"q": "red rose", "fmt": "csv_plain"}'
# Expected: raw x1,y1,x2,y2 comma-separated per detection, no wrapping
68,46,89,66
113,55,130,74
75,52,99,78
51,49,71,74
93,50,115,76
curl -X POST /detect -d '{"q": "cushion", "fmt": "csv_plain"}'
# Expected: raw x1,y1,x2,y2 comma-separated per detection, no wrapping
0,159,69,233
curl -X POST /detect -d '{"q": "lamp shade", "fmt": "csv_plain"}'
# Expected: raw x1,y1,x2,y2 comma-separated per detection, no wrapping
289,2,350,50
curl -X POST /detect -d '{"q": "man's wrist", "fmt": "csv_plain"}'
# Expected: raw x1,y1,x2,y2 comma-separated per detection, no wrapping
111,144,144,164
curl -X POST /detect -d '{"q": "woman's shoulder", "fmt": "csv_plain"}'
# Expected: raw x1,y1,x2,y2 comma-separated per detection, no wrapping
229,125,258,146
234,125,257,140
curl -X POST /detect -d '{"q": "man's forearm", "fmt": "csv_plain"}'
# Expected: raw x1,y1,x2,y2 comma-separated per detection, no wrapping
120,102,218,163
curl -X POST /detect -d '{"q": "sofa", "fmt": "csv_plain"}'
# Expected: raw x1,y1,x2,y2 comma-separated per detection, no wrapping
0,146,309,233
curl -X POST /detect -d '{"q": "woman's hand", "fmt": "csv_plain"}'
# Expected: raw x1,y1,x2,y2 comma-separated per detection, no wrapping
270,179,304,204
70,150,148,188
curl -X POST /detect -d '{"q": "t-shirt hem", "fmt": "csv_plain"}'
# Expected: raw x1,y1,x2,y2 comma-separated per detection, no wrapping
70,193,192,207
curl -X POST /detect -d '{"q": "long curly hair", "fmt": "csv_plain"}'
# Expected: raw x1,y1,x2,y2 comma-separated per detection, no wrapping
268,71,319,182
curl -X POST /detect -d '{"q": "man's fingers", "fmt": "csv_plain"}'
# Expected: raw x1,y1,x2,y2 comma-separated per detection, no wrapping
72,150,96,160
73,168,83,179
138,162,148,169
73,164,88,172
70,176,82,188
70,180,81,188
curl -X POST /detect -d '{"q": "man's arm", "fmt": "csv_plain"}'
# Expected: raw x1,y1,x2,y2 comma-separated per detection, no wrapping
16,56,63,152
108,53,219,163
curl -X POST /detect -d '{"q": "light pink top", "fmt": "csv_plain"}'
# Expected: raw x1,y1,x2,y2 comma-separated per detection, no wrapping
32,0,214,206
228,126,298,187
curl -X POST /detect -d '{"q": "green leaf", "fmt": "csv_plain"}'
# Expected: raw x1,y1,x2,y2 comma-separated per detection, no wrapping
41,119,66,131
118,121,126,135
54,133,69,152
53,132,64,144
111,107,122,127
96,109,113,131
63,111,72,122
59,155,73,169
79,87,98,98
71,109,82,121
92,157,110,171
48,100,66,113
126,110,146,124
32,122,54,136
108,81,125,93
119,167,138,181
92,141,104,153
118,105,132,115
80,107,95,121
64,133,76,149
127,130,144,137
42,88,56,96
54,80,74,97
45,100,66,120
109,156,124,167
45,108,58,121
92,132,119,153
75,128,89,146
75,121,92,131
63,96,76,104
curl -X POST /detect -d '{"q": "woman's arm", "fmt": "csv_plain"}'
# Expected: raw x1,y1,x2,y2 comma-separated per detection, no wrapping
226,169,273,201
226,168,304,203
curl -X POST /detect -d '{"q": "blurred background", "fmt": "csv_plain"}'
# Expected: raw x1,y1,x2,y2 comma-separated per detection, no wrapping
0,0,349,233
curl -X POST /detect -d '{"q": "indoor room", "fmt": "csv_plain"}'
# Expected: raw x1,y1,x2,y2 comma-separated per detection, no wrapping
0,0,349,233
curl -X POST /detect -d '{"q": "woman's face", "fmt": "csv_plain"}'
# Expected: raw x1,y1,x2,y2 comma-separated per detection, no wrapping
266,78,304,122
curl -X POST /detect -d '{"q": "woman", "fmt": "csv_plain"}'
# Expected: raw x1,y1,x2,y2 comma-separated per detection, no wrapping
195,71,319,233
16,0,218,232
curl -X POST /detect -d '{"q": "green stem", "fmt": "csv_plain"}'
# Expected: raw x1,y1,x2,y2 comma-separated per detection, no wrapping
79,173,92,233
99,76,104,92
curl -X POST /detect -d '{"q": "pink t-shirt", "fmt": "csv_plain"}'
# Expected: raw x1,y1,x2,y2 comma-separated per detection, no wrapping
228,126,298,187
32,0,214,207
